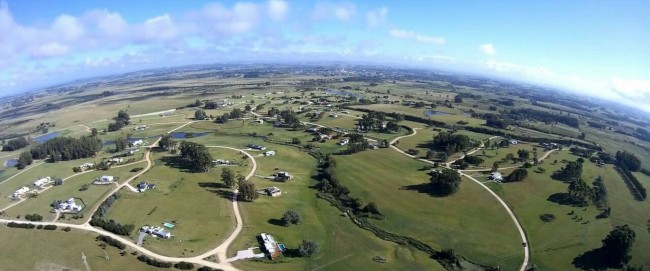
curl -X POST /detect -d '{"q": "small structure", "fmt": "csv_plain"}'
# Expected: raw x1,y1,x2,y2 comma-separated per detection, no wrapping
213,159,230,165
264,151,276,157
134,125,148,131
33,176,52,187
265,187,282,197
54,198,83,212
131,140,145,146
489,172,503,182
248,144,266,150
329,114,338,118
273,172,293,182
140,225,171,239
338,138,349,146
137,182,156,192
509,139,519,145
318,134,332,140
125,147,140,155
12,187,30,199
109,157,124,164
253,119,264,124
259,233,282,259
94,175,115,185
80,162,94,170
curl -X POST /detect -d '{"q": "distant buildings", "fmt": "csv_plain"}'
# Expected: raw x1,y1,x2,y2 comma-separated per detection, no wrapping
264,187,282,197
33,176,51,187
140,225,171,239
12,187,30,199
259,233,283,259
137,182,156,192
53,198,83,212
94,175,115,185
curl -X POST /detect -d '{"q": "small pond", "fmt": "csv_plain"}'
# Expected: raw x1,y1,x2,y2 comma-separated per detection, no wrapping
4,158,18,167
34,132,61,143
169,132,209,139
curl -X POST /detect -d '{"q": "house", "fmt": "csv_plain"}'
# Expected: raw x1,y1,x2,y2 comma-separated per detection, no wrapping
54,198,83,212
140,225,171,239
381,121,389,129
318,134,332,140
109,157,124,164
307,128,319,134
259,233,282,259
509,139,519,145
134,125,148,131
248,144,266,150
80,162,94,170
131,139,145,146
12,187,30,199
329,114,338,118
489,172,503,182
94,175,115,184
273,172,293,182
265,187,282,197
264,151,276,157
137,182,156,192
125,147,140,155
33,176,52,187
253,119,264,124
213,159,230,165
338,138,349,146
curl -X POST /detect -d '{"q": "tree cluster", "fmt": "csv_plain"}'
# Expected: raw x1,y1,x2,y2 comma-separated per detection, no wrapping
238,179,258,202
136,255,173,268
29,136,102,162
179,141,213,172
432,131,472,155
318,156,351,198
601,225,636,268
281,210,302,226
552,160,583,182
345,133,369,154
16,151,33,169
158,134,176,151
506,169,528,182
221,168,236,187
1,137,28,151
108,110,130,131
429,168,462,196
298,239,320,257
97,235,126,250
616,151,641,172
194,109,208,120
24,213,43,221
567,178,595,206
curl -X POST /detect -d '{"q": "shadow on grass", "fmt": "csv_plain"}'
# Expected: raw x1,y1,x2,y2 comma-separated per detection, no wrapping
572,247,618,270
281,248,302,258
547,193,573,205
198,182,229,189
159,156,200,173
401,183,452,197
267,218,285,227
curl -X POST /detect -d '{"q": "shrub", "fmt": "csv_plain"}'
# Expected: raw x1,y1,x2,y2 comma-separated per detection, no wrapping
37,225,43,229
540,214,556,222
137,255,172,268
6,222,36,229
130,167,144,172
281,210,302,226
197,267,223,271
43,225,57,230
174,262,194,270
298,239,320,257
63,227,72,232
97,235,126,250
25,213,43,221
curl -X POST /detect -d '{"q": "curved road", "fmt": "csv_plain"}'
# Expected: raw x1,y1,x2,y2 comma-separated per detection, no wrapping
390,128,531,271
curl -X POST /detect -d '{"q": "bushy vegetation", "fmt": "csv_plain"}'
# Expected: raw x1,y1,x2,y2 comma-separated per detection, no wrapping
1,137,28,151
345,133,369,154
97,235,126,250
297,239,320,257
6,222,36,229
429,168,462,196
108,110,130,132
221,167,236,187
552,160,583,182
24,213,43,221
174,262,194,270
29,136,102,162
16,151,33,169
158,134,176,151
506,169,528,182
281,210,302,226
601,225,636,268
137,255,172,268
90,194,135,236
432,131,473,155
616,151,641,172
178,141,213,172
616,167,647,200
237,179,258,202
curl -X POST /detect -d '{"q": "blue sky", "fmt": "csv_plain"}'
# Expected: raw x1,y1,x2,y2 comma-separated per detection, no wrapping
0,0,649,110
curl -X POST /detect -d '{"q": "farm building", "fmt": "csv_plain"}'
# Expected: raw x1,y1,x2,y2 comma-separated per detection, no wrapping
109,157,124,164
264,151,276,157
140,225,171,239
509,139,519,145
137,182,156,192
489,172,503,182
265,187,282,197
134,125,148,131
94,176,115,184
33,177,52,187
12,187,30,199
53,198,83,212
248,144,267,150
338,138,349,145
213,159,230,165
273,172,293,182
80,162,94,170
131,140,145,146
259,233,283,259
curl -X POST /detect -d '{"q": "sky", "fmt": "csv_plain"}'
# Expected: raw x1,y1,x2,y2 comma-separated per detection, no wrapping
0,0,649,111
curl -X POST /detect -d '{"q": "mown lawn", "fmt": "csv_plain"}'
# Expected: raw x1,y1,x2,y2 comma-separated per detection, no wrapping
333,149,523,270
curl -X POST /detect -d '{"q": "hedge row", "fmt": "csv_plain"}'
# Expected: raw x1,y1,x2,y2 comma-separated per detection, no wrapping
97,235,126,250
617,167,647,200
136,255,172,268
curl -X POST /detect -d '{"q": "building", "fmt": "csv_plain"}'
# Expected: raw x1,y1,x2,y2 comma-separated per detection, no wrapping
33,176,52,187
264,151,276,157
109,157,124,164
338,138,349,146
54,198,83,212
12,187,30,199
329,114,338,118
489,172,503,182
131,139,145,146
509,139,519,145
248,144,266,150
318,134,332,140
259,233,282,259
140,225,171,239
265,187,282,197
134,125,148,131
253,119,264,124
80,162,94,170
213,159,230,165
94,175,115,184
273,172,293,182
137,182,156,192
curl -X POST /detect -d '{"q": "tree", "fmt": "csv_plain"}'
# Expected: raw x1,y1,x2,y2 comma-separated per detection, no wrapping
158,134,176,151
194,109,207,120
616,151,641,172
291,137,301,145
221,168,236,187
601,225,636,267
16,151,33,170
426,149,436,160
281,210,302,226
506,169,528,182
244,105,252,112
238,180,258,202
194,99,202,107
454,95,463,103
361,202,382,215
298,240,320,257
178,141,213,172
517,149,530,161
429,168,462,196
115,137,128,152
91,128,98,137
567,179,594,206
491,162,499,172
552,160,583,182
2,137,29,151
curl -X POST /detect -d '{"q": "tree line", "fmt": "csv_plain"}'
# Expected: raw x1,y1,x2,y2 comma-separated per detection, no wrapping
29,135,102,162
107,110,130,132
1,137,28,151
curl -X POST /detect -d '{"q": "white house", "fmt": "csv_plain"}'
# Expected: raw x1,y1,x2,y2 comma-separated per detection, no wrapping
94,175,115,184
273,172,293,181
329,114,338,118
141,225,171,239
264,151,276,157
265,187,282,197
213,159,230,165
55,198,83,212
489,172,503,182
12,187,30,199
509,139,519,145
338,138,349,146
109,157,124,164
80,162,94,170
131,139,145,146
259,233,282,259
33,176,52,187
253,119,264,124
134,125,148,131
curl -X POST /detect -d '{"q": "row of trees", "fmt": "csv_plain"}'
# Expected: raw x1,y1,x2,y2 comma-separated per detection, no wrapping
29,136,102,162
432,131,473,156
1,137,28,151
16,151,33,169
216,108,246,124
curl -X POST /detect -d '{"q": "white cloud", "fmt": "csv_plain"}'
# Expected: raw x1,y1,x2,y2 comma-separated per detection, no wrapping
610,77,650,99
137,14,179,42
389,28,445,45
313,3,356,22
52,14,85,42
479,43,497,56
482,59,552,79
199,2,262,35
267,0,288,21
31,42,69,58
366,7,387,27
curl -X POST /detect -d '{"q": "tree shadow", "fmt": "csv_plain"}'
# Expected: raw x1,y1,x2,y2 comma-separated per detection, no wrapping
401,183,451,197
282,248,302,258
205,189,234,201
267,218,285,227
572,247,611,270
159,156,198,173
198,182,229,189
547,193,572,205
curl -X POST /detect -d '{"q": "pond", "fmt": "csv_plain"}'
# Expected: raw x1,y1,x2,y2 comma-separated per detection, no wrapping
424,110,452,116
169,132,209,139
324,89,364,98
4,158,18,168
102,136,157,146
34,132,60,143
